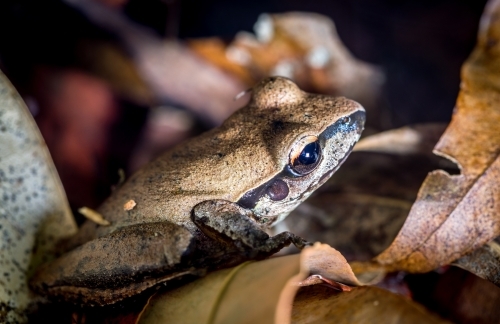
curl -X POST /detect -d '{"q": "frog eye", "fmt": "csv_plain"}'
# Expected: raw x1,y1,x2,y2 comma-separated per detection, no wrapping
289,136,321,176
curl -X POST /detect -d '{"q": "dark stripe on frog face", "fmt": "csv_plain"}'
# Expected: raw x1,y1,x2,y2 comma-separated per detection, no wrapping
236,110,365,210
237,175,289,209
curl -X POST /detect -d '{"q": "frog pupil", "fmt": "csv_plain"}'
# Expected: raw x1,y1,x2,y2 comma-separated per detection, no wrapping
297,142,320,165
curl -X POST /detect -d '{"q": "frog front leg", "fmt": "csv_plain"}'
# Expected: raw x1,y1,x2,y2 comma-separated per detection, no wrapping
192,200,309,259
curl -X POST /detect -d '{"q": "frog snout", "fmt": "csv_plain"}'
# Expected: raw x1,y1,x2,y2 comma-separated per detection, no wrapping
351,109,366,135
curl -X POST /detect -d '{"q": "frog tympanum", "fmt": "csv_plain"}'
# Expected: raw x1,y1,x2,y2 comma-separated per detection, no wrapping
31,77,365,305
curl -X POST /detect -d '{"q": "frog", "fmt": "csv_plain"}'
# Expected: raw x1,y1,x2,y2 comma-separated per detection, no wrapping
30,76,365,306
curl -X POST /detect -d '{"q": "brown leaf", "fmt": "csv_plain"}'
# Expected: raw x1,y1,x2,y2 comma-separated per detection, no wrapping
353,124,447,156
262,12,385,109
300,243,380,287
292,285,450,324
266,243,378,323
0,70,77,322
373,0,500,273
453,241,500,286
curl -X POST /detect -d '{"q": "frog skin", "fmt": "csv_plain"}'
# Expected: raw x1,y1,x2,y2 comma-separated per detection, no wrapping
31,77,365,305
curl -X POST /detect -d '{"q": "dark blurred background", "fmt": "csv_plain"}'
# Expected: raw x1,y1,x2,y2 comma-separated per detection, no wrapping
178,0,486,124
0,0,487,122
0,0,488,211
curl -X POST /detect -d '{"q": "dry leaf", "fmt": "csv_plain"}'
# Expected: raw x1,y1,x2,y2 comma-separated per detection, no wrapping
453,241,500,286
0,70,77,322
373,0,500,273
353,124,447,156
261,12,384,109
276,243,379,324
292,285,449,324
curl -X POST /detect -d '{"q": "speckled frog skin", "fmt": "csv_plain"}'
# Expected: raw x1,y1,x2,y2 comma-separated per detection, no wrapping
31,77,365,305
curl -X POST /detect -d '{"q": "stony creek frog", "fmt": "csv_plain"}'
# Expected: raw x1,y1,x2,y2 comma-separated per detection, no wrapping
31,77,365,305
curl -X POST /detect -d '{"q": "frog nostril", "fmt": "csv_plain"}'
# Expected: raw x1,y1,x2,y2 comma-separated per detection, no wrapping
342,116,351,125
348,110,366,134
266,179,289,201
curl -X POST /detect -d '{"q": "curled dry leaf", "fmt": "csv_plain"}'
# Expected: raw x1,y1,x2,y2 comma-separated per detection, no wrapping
298,243,382,288
0,70,77,322
277,244,386,324
373,0,500,273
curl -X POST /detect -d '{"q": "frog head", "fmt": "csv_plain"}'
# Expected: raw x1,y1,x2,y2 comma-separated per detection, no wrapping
234,77,365,224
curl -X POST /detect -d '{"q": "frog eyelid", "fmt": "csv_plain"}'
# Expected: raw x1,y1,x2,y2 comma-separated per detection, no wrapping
289,135,317,163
